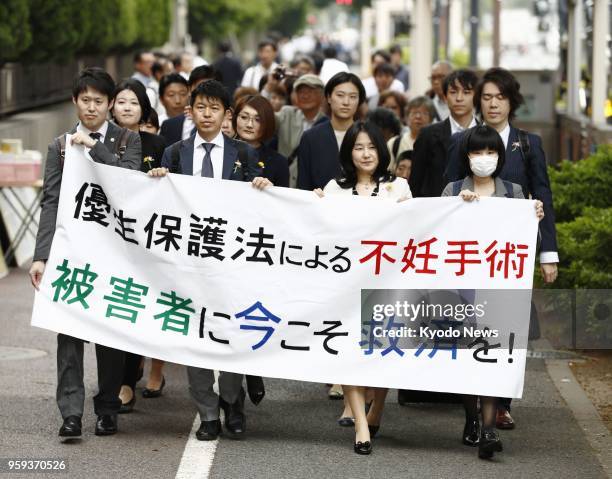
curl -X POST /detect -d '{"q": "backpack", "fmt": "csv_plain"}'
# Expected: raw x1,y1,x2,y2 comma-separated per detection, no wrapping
55,128,131,167
451,179,515,197
168,137,249,175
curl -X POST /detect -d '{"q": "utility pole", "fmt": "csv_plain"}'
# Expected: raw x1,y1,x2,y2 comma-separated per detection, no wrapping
469,0,479,67
493,0,501,66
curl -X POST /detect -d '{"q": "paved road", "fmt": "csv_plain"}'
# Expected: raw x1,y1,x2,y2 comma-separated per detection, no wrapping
0,270,608,478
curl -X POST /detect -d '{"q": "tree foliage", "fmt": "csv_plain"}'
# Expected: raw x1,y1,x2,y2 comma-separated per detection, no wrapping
0,0,32,62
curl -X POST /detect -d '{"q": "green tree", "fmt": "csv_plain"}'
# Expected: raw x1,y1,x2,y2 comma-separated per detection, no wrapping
268,0,310,37
189,0,273,43
136,0,172,48
0,1,32,63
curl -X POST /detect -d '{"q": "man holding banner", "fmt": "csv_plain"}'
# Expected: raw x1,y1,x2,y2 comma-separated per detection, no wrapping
29,67,142,439
149,79,267,441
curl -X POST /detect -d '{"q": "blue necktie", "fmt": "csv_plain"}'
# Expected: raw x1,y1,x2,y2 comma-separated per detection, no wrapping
202,143,214,178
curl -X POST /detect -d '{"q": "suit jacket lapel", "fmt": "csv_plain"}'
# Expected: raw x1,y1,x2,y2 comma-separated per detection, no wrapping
104,121,120,149
439,118,452,151
222,135,237,180
506,126,519,158
180,135,194,176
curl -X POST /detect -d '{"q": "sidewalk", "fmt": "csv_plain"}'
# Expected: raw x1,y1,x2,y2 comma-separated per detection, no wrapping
0,269,610,478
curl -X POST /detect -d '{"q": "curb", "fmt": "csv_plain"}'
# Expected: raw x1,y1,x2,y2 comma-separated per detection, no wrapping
545,358,612,478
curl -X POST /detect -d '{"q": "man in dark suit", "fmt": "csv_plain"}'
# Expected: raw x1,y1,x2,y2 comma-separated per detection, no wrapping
29,67,142,440
297,72,366,190
149,80,264,441
160,66,220,146
213,41,242,99
410,69,479,197
445,68,559,428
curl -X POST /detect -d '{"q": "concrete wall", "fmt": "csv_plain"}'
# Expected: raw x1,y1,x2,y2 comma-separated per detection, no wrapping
0,101,75,172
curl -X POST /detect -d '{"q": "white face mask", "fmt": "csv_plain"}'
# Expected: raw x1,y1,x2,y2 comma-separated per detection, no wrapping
469,154,498,177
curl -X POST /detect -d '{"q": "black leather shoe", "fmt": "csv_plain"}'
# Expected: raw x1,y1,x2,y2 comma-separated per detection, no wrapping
220,389,246,438
95,415,118,436
354,441,372,455
142,376,165,398
59,416,82,438
338,417,355,427
368,425,380,438
195,420,221,441
463,418,480,446
246,376,265,405
119,394,136,414
478,428,503,459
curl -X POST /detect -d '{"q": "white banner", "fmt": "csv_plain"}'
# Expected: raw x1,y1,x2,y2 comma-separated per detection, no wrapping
32,143,539,398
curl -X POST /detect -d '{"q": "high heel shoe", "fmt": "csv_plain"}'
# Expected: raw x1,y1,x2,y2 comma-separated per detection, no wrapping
478,428,503,459
119,394,136,414
463,418,480,446
368,425,379,438
142,376,165,398
354,441,372,455
337,417,355,427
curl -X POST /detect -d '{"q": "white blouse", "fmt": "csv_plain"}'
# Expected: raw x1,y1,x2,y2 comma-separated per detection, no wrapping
323,177,412,200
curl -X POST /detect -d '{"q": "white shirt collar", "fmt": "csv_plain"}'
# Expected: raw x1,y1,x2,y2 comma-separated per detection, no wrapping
498,122,511,149
77,120,109,141
194,129,225,150
449,115,477,135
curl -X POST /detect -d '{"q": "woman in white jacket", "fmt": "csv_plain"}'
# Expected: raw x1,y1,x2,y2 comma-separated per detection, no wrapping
315,120,411,455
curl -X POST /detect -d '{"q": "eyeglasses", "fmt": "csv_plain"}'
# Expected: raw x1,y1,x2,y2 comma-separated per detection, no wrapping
237,113,261,124
429,74,446,81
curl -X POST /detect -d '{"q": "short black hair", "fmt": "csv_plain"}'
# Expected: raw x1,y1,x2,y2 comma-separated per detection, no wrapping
475,67,525,121
143,108,159,130
133,50,151,63
443,69,479,96
373,63,395,77
324,72,366,106
337,120,395,189
323,46,337,59
189,65,221,87
72,67,115,101
371,49,391,63
190,79,231,110
218,41,232,53
365,108,402,138
389,45,402,55
112,78,152,124
151,61,165,77
159,73,188,98
258,39,277,51
458,124,506,178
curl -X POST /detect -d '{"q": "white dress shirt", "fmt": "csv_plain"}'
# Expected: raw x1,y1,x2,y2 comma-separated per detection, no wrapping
497,122,558,264
241,62,279,89
182,117,195,140
449,115,477,135
192,130,224,179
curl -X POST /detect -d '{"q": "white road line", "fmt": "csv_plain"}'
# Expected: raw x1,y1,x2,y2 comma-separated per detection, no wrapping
175,371,220,479
175,415,218,479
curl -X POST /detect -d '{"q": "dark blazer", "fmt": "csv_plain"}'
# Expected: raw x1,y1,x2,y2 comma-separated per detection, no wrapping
409,118,452,197
34,122,142,261
160,114,188,146
161,132,262,181
257,144,289,187
445,125,558,252
140,131,167,172
213,54,243,99
296,121,341,190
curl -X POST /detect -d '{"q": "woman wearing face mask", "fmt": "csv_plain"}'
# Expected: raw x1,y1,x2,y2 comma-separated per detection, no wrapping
112,79,167,173
442,124,544,460
315,121,411,455
234,94,289,187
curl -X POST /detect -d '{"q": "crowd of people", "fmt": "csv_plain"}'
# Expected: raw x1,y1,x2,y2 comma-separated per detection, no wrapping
28,38,557,460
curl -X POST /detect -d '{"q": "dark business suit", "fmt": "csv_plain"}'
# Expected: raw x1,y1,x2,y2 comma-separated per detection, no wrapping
257,144,289,187
213,54,243,99
160,114,188,147
296,121,341,190
34,121,142,419
161,132,262,421
410,118,452,197
139,131,167,172
445,125,558,253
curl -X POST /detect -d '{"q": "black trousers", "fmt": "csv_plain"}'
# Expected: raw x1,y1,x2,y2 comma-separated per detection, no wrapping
56,334,124,418
122,352,143,390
